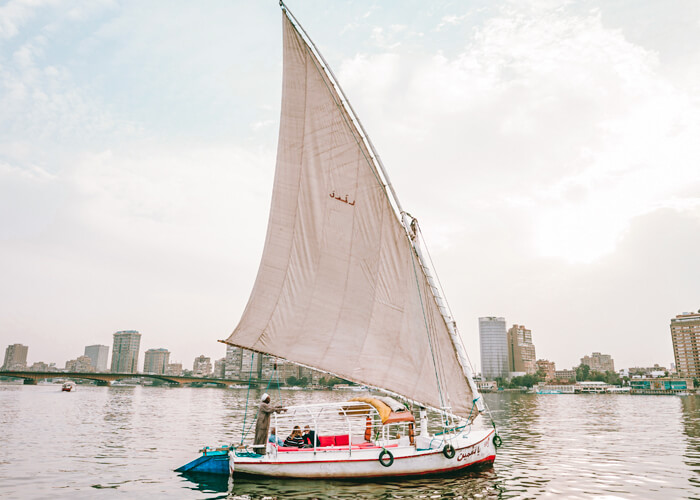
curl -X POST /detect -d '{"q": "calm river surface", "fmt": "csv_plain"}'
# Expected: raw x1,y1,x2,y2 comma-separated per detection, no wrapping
1,383,699,499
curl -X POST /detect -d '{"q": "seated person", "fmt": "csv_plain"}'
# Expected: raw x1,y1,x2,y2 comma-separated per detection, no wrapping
302,425,320,447
283,425,306,448
268,427,284,446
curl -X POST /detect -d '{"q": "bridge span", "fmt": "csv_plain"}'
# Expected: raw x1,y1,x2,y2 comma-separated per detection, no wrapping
0,370,256,388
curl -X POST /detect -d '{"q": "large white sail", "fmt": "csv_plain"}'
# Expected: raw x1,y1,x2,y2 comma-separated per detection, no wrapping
225,12,476,418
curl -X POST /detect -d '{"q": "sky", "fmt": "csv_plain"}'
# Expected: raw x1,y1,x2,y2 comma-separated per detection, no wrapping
1,0,699,373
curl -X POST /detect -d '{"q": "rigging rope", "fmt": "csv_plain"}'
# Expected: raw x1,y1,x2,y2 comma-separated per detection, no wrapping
239,352,256,444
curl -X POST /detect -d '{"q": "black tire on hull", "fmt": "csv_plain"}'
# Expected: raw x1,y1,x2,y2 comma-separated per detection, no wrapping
378,449,394,467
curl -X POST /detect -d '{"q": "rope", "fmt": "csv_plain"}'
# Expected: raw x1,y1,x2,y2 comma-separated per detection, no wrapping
239,352,256,444
408,247,446,411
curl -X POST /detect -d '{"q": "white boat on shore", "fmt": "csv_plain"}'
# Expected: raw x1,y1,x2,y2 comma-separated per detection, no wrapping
178,0,500,480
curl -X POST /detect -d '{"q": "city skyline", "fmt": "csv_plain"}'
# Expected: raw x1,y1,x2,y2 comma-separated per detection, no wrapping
1,311,683,375
2,1,700,370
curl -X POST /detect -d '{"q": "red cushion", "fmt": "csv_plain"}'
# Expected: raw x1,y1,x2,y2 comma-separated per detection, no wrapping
318,436,334,447
334,434,349,446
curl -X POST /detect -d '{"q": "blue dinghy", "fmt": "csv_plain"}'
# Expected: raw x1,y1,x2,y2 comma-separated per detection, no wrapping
176,447,231,475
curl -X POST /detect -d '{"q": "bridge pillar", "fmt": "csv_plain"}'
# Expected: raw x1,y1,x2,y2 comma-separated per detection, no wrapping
23,378,37,385
96,380,110,386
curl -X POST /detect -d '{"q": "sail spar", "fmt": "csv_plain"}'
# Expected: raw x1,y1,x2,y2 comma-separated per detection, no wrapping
225,10,476,417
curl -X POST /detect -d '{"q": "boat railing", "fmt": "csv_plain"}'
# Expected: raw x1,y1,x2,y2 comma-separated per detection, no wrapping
265,401,415,455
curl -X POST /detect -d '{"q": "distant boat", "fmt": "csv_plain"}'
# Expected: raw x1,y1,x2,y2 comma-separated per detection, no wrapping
61,382,73,392
178,1,500,479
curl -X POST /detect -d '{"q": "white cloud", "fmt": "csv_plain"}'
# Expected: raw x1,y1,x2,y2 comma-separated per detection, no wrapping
339,4,700,263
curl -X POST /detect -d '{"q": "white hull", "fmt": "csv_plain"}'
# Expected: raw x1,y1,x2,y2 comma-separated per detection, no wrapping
230,429,496,479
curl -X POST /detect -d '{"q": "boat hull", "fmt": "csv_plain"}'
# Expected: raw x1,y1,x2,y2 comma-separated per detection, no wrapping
229,429,496,479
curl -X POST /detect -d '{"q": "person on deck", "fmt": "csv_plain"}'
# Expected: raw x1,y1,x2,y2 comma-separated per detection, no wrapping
284,425,306,448
268,427,284,446
302,425,320,447
253,393,285,452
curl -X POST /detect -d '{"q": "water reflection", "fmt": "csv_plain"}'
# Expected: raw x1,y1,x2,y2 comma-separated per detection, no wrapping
681,395,700,489
2,385,700,499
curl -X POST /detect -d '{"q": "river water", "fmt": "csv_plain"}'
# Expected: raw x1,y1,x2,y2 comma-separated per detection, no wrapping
1,382,698,499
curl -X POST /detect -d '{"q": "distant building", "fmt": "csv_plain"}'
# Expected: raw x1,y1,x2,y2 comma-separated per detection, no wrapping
628,364,667,377
65,355,95,373
554,369,576,381
580,352,614,372
671,311,700,379
2,344,28,371
143,348,170,375
213,358,226,378
476,380,498,392
224,345,244,379
29,361,49,372
535,359,556,381
479,317,508,380
111,330,141,373
630,377,693,395
193,355,212,377
507,325,537,375
166,363,183,376
84,345,109,372
223,344,323,383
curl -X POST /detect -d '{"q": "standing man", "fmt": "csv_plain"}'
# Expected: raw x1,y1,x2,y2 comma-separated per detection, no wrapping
253,393,285,452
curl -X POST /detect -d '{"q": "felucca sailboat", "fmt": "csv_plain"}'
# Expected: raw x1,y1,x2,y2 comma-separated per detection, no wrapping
177,1,500,478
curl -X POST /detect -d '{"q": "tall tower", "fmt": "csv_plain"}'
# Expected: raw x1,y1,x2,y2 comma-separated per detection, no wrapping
671,311,700,378
84,345,109,372
479,317,508,380
110,331,141,373
2,344,28,371
143,348,170,374
507,325,537,374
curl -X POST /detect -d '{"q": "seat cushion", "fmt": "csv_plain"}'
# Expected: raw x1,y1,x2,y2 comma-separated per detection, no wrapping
318,436,334,447
334,434,349,446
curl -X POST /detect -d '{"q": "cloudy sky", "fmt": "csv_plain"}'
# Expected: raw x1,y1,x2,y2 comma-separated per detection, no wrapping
2,0,699,373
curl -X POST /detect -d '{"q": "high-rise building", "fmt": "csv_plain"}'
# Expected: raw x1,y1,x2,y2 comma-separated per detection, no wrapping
535,359,556,381
143,348,170,374
580,352,615,372
193,355,212,377
84,345,109,372
507,324,537,374
671,311,700,379
479,317,508,380
110,330,141,373
66,355,95,372
2,344,28,371
213,358,226,378
224,345,244,379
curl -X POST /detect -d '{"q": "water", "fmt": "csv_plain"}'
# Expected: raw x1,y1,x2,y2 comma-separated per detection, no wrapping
1,382,698,499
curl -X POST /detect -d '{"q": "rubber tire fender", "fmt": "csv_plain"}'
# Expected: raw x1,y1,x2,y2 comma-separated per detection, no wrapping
443,444,456,459
493,434,502,448
378,448,394,467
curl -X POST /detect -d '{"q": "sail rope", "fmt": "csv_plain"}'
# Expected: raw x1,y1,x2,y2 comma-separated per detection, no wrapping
239,351,256,445
416,224,499,431
408,246,447,412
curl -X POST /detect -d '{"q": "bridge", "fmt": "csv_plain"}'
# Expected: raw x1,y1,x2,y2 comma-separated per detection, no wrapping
0,370,256,388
